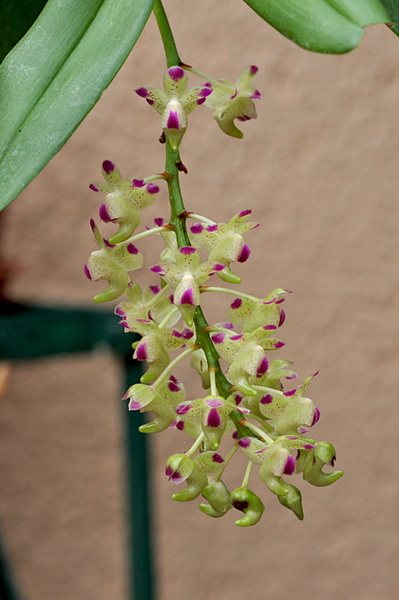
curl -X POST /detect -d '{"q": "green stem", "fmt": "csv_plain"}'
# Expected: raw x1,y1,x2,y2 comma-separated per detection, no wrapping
154,0,255,441
153,0,181,68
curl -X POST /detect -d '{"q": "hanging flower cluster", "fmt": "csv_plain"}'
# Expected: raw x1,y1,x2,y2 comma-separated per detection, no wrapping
85,65,342,526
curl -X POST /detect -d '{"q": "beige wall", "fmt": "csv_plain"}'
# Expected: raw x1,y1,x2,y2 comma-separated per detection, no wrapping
1,1,399,599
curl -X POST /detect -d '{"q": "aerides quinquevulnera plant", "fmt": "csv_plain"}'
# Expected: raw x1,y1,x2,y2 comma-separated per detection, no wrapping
85,5,342,527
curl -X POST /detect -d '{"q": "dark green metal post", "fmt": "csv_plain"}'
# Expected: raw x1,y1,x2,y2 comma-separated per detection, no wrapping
123,358,155,600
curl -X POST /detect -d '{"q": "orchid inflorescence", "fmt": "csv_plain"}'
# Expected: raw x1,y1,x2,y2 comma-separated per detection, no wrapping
85,64,342,527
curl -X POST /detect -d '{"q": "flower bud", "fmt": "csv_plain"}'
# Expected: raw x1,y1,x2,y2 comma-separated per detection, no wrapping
278,483,304,520
199,480,232,518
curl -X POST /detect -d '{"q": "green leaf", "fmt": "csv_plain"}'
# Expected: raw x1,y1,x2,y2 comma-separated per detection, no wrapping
0,0,155,210
243,0,390,53
378,1,399,35
0,0,49,63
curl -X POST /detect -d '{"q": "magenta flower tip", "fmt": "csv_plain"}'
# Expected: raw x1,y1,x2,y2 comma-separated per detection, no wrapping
238,437,251,449
127,243,139,255
250,65,259,76
83,264,92,280
284,455,296,475
146,183,159,194
168,66,185,81
231,298,242,310
180,288,195,305
102,159,115,174
212,332,225,344
207,408,221,428
212,453,224,464
132,179,145,188
237,243,251,263
89,183,100,192
180,246,197,255
135,87,149,98
166,110,181,130
135,343,147,361
190,223,204,234
99,203,112,222
260,394,273,405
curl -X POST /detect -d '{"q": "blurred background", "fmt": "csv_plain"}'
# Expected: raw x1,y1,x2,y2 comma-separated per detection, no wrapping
1,1,399,599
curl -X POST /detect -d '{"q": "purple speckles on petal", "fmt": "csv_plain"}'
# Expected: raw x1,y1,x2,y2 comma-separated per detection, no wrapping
136,87,149,98
284,455,296,475
311,407,321,426
180,288,195,305
237,243,251,263
89,183,100,192
128,400,142,411
99,203,112,223
167,110,181,130
146,183,159,194
190,223,204,234
135,343,147,361
250,65,259,76
212,333,225,344
238,437,251,449
206,224,218,232
127,243,139,255
176,403,191,415
212,453,224,464
260,394,273,405
257,357,269,377
279,309,286,327
207,408,221,428
180,246,197,255
83,264,92,280
231,298,242,310
102,160,115,174
205,397,224,408
168,66,184,81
